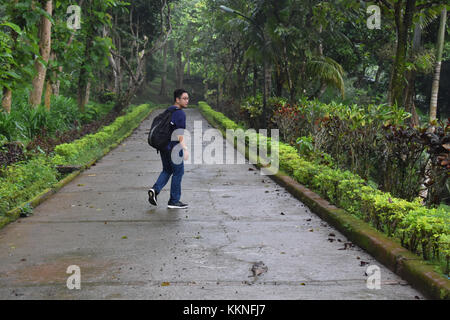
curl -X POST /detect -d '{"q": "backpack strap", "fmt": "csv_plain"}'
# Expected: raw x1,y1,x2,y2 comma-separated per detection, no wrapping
167,106,180,126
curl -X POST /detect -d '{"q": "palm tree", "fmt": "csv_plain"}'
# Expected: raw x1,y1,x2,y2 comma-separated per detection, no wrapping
430,7,447,122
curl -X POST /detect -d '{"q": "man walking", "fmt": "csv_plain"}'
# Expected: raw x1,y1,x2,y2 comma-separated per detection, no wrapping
148,89,189,209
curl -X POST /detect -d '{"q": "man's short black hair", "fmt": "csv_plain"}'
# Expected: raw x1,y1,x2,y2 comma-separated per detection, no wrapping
174,89,188,102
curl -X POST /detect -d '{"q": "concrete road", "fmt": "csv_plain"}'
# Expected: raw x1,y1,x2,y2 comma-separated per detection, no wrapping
0,108,424,299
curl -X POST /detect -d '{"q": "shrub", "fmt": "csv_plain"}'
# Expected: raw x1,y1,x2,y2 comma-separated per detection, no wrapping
0,111,20,141
399,207,449,264
263,97,449,205
0,156,59,215
53,103,153,165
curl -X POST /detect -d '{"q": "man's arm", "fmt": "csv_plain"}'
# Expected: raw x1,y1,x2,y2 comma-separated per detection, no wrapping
178,134,189,160
178,135,188,150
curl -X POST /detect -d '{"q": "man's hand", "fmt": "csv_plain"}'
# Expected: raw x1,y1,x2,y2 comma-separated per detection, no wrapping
178,135,189,161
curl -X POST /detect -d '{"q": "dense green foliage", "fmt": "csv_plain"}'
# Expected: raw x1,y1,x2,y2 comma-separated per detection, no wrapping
239,96,450,206
180,0,449,125
0,93,113,143
0,0,173,112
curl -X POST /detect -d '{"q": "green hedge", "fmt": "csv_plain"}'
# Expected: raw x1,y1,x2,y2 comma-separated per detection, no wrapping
0,156,58,216
51,103,155,166
0,103,157,223
198,101,450,276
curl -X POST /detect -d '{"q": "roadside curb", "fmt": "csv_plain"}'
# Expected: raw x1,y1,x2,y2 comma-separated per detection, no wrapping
1,106,159,230
197,105,450,300
268,172,450,300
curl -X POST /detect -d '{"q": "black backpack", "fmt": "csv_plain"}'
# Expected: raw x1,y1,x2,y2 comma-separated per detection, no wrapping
148,108,177,151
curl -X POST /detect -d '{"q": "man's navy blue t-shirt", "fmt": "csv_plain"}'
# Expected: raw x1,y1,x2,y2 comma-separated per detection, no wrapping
167,105,186,151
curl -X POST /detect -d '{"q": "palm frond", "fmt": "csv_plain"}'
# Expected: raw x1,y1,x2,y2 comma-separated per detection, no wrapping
306,56,345,98
415,7,441,30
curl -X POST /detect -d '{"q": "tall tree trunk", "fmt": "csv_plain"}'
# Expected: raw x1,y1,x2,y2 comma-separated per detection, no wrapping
186,50,191,78
159,41,168,97
216,82,220,110
78,33,93,112
264,61,272,102
218,81,223,111
85,80,91,106
288,64,299,103
253,62,258,97
78,0,93,114
2,88,12,113
107,50,121,95
175,51,185,88
44,51,57,109
2,0,20,113
389,0,416,107
430,7,447,122
274,64,283,97
44,79,52,110
204,81,208,100
107,18,123,95
404,19,422,127
29,0,53,108
53,70,60,96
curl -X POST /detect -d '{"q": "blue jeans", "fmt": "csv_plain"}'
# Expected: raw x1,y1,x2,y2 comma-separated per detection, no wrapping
152,148,184,204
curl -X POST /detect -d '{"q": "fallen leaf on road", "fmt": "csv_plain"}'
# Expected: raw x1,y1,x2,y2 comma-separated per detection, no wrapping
161,282,170,286
121,236,128,239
